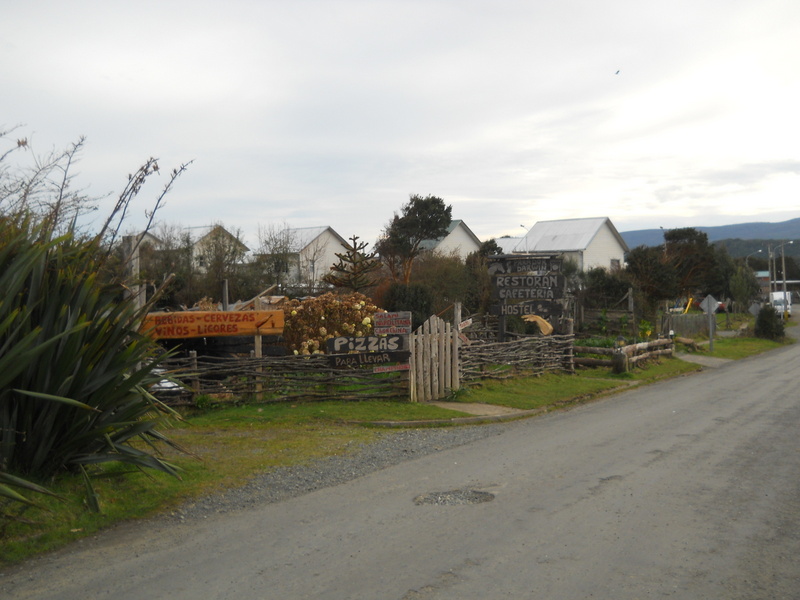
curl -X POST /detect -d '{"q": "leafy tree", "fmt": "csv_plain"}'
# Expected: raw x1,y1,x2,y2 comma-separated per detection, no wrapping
323,235,382,292
729,264,760,312
579,267,631,309
704,245,736,299
664,228,716,295
625,245,678,318
384,282,434,330
376,194,452,283
478,238,503,256
410,251,470,316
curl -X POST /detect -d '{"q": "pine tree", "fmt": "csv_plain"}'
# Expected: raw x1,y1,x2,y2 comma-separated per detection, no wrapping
323,235,382,292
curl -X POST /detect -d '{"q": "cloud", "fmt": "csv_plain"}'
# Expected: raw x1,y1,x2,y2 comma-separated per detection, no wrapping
2,0,800,248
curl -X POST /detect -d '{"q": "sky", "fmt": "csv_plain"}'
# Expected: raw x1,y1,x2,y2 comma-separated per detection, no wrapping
3,0,800,250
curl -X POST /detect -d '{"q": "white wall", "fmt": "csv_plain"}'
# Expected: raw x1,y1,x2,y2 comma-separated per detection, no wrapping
583,224,626,270
297,229,349,283
433,224,481,260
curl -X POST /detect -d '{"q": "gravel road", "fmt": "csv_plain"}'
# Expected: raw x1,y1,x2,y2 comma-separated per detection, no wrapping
170,425,510,520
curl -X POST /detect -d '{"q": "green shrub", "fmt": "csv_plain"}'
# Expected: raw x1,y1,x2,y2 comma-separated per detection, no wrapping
282,292,381,354
384,283,433,330
0,218,183,515
754,305,784,340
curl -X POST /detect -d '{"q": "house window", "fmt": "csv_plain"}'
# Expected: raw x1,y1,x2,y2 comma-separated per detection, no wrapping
610,258,621,270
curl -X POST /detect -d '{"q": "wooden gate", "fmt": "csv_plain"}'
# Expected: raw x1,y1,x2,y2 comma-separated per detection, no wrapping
409,315,460,402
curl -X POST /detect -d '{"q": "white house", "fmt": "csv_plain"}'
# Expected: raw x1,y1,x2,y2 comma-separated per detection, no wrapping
191,225,250,272
493,236,523,255
515,217,629,271
419,220,483,260
286,226,350,285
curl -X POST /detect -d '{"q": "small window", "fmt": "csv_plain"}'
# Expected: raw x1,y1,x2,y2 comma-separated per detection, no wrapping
610,259,621,270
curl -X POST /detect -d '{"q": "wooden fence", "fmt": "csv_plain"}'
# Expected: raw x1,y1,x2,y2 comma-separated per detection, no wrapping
460,334,575,381
156,351,408,405
153,315,577,406
573,338,674,373
408,315,458,402
662,313,709,338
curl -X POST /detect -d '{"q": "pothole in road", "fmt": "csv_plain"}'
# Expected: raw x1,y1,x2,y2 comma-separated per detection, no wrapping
413,489,495,506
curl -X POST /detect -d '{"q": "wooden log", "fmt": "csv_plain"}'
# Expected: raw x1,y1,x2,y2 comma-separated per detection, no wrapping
628,348,674,365
674,336,700,351
573,357,613,367
623,338,673,356
573,346,615,355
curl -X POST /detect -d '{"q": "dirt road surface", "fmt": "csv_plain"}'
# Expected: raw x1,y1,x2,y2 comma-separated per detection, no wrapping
3,336,800,599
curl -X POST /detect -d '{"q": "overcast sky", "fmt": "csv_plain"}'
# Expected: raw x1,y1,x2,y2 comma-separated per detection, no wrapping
3,0,800,249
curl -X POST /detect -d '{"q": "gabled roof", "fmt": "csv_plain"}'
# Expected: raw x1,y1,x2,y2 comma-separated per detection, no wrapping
193,225,250,252
419,220,482,251
518,217,629,253
288,226,348,253
494,236,522,254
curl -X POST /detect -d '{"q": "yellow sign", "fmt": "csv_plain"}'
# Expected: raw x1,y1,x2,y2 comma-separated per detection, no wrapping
141,310,284,339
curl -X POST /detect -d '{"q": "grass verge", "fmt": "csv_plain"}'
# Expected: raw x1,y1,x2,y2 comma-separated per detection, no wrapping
705,336,788,360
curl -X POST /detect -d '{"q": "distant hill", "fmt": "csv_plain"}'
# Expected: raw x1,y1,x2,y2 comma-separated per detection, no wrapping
621,217,800,258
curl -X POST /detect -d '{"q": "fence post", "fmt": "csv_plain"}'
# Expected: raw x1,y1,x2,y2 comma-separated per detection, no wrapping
612,347,629,374
254,296,263,401
422,318,432,402
409,330,416,402
565,318,575,373
452,302,461,392
189,350,200,400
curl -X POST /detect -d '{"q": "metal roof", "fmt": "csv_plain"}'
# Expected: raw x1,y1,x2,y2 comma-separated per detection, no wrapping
287,226,347,252
494,236,523,254
517,217,628,253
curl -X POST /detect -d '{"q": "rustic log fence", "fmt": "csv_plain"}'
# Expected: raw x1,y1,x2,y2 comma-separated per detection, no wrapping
156,352,408,405
573,338,674,373
460,334,575,381
153,315,674,406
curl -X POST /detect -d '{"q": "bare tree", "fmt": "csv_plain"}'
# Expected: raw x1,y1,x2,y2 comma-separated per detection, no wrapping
255,222,297,290
298,233,330,292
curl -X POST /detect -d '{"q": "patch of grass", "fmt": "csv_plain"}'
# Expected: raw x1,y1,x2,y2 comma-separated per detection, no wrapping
579,357,702,382
184,400,474,426
455,372,627,411
707,336,788,360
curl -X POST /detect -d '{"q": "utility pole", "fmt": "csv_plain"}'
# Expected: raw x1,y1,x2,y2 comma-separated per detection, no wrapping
780,241,793,319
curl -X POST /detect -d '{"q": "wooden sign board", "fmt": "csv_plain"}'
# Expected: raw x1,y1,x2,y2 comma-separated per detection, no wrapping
327,351,411,369
488,255,562,275
373,311,412,335
491,300,563,317
374,363,411,373
492,274,566,300
326,335,407,354
141,310,284,340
